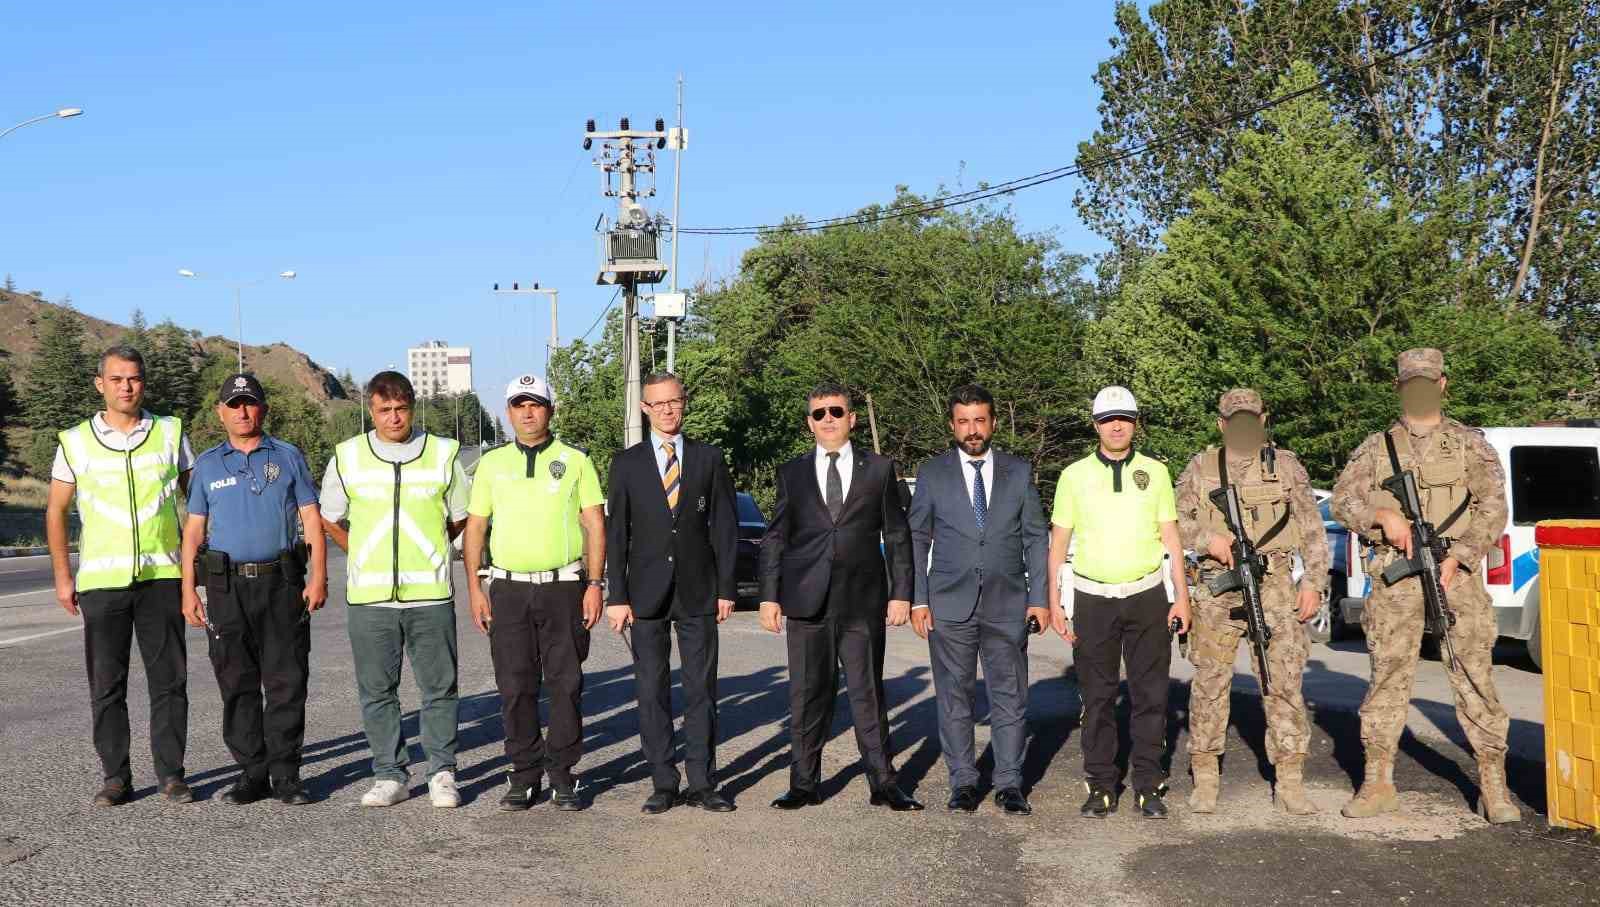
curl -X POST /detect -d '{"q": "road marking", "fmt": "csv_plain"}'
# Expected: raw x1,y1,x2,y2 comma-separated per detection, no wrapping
0,587,54,601
0,624,82,646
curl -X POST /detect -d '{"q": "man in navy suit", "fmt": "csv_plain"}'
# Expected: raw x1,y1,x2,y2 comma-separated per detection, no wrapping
908,384,1050,815
758,382,921,811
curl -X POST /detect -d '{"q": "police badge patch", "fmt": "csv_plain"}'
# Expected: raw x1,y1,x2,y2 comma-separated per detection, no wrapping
548,460,566,480
1132,469,1150,491
263,461,281,484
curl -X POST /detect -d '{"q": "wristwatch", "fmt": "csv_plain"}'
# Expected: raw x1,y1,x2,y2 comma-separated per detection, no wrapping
585,579,604,588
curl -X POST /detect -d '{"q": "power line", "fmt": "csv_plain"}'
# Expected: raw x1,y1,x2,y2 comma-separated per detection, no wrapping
679,1,1530,237
576,285,622,343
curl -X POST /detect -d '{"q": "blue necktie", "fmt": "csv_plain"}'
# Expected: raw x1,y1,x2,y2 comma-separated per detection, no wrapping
970,460,987,532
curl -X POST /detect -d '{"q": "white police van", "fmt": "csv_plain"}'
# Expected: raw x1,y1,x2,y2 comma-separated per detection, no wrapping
1332,423,1600,670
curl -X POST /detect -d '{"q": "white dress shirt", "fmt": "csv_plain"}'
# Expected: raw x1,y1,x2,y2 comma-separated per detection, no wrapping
651,431,685,479
960,448,994,508
814,441,854,503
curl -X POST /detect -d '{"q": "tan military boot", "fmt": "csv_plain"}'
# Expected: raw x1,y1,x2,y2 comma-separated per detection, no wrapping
1341,752,1399,818
1476,757,1521,824
1188,754,1219,813
1273,757,1318,815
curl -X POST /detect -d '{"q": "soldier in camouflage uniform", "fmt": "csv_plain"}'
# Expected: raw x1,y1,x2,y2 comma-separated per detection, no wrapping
1330,348,1518,824
1176,389,1329,816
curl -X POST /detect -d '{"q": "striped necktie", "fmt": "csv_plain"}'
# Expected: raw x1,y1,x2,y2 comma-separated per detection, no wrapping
662,441,680,512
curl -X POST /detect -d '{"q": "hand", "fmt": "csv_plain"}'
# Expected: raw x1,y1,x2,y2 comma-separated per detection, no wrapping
1205,533,1235,567
886,599,911,627
1026,606,1052,635
181,587,206,628
1296,584,1321,623
55,576,79,617
303,573,327,613
1439,556,1461,590
581,586,603,630
469,588,493,635
1167,596,1191,635
1375,508,1413,558
759,601,784,634
715,598,735,623
910,607,934,639
1050,607,1068,639
607,604,634,633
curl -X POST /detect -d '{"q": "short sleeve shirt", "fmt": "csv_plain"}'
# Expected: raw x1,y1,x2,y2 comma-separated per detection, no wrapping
1051,450,1176,583
468,437,604,572
52,411,195,483
187,435,319,562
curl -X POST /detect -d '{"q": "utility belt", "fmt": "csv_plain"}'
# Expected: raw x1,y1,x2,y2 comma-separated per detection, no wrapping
1073,567,1165,600
487,559,584,585
198,543,309,592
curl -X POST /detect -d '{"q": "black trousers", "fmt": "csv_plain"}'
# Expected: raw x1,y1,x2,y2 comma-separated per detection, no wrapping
488,578,589,788
631,591,720,794
1073,584,1171,791
785,581,895,793
79,579,188,784
204,570,310,783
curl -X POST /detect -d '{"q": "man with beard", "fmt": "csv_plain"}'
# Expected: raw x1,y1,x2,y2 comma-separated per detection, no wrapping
907,384,1050,815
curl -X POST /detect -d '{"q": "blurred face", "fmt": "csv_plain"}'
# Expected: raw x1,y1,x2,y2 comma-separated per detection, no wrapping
1398,376,1447,420
1219,412,1266,452
507,397,552,444
949,402,994,457
807,394,856,451
94,356,145,416
369,394,414,443
217,397,266,441
641,378,686,437
1095,415,1136,455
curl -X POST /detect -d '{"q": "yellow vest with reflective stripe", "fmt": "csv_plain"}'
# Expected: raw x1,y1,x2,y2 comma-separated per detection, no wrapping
59,415,183,592
335,432,459,604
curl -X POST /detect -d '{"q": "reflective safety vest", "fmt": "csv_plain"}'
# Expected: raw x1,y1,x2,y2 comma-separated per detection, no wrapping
335,433,460,604
59,415,184,592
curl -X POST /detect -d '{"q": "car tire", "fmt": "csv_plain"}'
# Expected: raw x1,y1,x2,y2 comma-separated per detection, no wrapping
1527,611,1543,672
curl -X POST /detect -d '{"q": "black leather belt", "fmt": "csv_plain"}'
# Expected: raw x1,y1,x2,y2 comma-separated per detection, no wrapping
233,560,281,578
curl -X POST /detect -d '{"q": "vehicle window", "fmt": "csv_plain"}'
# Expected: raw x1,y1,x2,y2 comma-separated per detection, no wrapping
736,493,765,524
1318,499,1332,522
1509,446,1600,525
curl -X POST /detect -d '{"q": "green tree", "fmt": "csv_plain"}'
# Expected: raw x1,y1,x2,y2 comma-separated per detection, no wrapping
119,308,151,353
143,320,200,418
21,306,98,478
3,274,15,292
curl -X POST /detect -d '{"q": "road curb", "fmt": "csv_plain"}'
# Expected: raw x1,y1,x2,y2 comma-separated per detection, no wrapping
0,546,58,558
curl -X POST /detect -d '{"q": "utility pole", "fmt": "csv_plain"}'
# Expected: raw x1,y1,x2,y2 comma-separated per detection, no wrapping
665,75,688,373
584,114,668,449
492,282,560,375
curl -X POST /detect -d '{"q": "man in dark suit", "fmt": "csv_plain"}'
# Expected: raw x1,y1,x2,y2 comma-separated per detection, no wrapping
908,384,1050,816
758,382,922,811
606,372,739,814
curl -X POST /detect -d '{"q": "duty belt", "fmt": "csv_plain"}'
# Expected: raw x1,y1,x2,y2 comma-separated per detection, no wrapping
488,560,583,584
1073,568,1164,599
233,559,281,578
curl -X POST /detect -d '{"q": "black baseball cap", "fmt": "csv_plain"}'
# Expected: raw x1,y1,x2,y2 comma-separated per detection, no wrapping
220,373,266,404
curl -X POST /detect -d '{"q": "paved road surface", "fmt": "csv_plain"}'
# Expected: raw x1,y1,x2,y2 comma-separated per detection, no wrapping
1,553,1594,905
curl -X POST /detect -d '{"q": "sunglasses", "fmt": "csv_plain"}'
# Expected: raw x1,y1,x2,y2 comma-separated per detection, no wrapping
810,405,848,421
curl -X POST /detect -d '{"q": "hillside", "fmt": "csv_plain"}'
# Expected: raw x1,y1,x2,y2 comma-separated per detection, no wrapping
0,289,348,403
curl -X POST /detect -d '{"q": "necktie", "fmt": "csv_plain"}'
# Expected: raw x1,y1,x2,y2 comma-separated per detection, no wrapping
662,441,680,512
970,459,988,532
825,451,844,521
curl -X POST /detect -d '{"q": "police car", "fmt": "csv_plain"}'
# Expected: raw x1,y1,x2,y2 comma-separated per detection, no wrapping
1325,423,1600,670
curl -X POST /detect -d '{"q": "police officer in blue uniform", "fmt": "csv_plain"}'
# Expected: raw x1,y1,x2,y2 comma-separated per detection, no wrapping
180,374,327,805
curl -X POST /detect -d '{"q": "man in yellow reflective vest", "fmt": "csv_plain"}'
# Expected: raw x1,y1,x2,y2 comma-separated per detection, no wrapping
320,371,470,809
46,345,197,807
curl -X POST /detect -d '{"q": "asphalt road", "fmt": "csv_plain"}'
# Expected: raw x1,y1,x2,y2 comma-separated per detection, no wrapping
1,553,1595,906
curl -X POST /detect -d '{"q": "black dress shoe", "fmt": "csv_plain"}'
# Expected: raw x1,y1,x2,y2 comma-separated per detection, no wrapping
552,784,585,811
92,779,130,807
947,786,980,812
272,779,313,805
1135,787,1169,818
1080,786,1118,818
499,782,539,811
995,787,1032,816
869,785,925,811
770,789,821,810
161,776,194,804
684,788,735,812
220,777,270,805
641,790,679,814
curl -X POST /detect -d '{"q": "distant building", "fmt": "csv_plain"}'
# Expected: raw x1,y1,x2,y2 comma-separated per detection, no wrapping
407,340,473,397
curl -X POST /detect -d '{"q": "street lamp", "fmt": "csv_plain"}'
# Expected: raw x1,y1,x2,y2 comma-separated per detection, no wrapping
177,268,297,372
0,107,84,142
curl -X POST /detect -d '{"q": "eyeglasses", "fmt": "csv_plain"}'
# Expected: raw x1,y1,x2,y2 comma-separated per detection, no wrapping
810,405,848,421
237,465,263,495
644,397,686,412
224,398,261,409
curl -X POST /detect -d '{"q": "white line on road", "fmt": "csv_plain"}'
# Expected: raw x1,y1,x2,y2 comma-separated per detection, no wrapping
0,624,82,647
0,587,53,601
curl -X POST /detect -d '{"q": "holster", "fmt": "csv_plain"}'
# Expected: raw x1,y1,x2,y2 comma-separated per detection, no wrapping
202,547,232,594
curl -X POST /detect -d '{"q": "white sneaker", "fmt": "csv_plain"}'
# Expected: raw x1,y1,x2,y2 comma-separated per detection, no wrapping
361,779,409,808
428,770,460,808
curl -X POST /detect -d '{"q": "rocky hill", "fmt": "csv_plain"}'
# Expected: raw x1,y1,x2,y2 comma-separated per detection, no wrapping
0,289,348,403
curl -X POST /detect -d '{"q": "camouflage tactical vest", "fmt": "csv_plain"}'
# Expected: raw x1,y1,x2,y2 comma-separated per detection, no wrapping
1368,422,1472,535
1197,445,1301,554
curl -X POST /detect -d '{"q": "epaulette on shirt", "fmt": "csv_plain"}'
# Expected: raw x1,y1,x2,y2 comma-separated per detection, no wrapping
195,442,229,463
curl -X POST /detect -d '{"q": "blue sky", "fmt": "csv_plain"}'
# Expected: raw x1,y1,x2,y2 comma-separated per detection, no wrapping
3,1,1124,405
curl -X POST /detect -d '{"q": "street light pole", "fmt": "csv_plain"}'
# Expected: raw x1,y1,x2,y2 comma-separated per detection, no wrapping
0,107,83,142
178,269,297,371
491,283,559,375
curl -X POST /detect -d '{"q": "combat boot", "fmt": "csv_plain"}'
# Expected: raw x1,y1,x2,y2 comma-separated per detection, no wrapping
1273,757,1318,815
1476,757,1521,824
1341,752,1399,818
1187,754,1219,814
